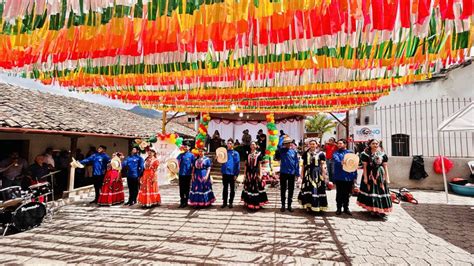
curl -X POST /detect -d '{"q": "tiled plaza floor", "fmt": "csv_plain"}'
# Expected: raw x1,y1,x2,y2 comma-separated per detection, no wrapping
0,183,473,265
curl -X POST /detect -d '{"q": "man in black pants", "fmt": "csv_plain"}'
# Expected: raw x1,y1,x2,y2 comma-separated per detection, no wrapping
177,142,195,207
221,139,240,208
278,136,300,212
122,147,144,206
79,145,110,204
332,139,357,215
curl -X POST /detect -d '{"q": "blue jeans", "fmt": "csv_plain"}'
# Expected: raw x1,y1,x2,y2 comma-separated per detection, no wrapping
326,159,335,181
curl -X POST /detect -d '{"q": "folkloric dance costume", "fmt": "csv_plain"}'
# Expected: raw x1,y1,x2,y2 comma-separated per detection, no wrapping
221,149,240,206
98,156,125,206
80,152,110,203
177,150,195,207
189,156,216,207
357,151,393,214
298,150,328,212
137,156,161,207
241,151,268,209
122,154,144,205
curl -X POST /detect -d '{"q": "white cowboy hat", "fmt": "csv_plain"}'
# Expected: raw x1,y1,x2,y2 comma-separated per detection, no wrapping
216,147,228,164
166,158,179,174
343,153,360,173
282,136,293,144
70,157,84,168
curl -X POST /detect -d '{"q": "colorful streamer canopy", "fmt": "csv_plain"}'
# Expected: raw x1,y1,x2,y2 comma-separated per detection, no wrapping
0,0,473,113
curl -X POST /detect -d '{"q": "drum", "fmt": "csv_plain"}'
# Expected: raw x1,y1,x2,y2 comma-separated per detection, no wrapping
0,186,22,201
11,202,46,231
0,198,23,209
29,182,52,198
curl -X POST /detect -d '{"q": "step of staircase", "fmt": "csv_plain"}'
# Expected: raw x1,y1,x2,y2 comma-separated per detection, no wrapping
206,152,246,180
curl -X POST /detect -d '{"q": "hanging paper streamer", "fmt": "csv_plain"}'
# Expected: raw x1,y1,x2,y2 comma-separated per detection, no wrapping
0,0,472,113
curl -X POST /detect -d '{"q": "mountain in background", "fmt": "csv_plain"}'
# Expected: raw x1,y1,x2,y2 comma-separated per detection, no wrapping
128,106,163,119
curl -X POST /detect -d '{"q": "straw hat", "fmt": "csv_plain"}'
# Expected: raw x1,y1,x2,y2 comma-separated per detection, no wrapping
166,158,179,174
342,153,360,173
216,147,228,164
282,136,293,144
70,157,84,168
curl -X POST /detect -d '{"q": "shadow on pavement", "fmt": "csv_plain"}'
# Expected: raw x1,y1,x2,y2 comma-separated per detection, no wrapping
402,203,474,254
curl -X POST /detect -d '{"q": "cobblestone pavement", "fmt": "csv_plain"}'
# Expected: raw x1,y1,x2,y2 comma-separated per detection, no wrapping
0,183,473,265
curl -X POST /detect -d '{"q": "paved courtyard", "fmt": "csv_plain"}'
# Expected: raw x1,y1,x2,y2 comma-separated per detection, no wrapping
0,183,473,265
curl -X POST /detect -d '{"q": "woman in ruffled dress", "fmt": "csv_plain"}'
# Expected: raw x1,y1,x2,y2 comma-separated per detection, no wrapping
137,148,161,207
98,152,125,206
188,149,216,207
297,140,328,212
241,142,268,210
357,139,392,217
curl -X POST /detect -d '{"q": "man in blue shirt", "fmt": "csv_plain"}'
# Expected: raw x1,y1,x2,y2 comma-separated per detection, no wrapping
122,147,145,206
177,142,195,208
332,139,357,215
221,139,240,208
80,145,110,204
279,136,300,212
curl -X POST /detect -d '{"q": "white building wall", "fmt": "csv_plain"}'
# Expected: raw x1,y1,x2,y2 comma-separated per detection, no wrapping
370,63,474,157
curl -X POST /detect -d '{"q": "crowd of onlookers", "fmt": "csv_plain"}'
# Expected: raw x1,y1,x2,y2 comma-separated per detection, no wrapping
0,147,98,195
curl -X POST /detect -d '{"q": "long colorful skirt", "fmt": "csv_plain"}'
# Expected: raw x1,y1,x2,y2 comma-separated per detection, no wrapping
188,177,216,207
298,168,328,212
98,169,125,206
241,174,268,210
357,177,392,214
137,169,161,207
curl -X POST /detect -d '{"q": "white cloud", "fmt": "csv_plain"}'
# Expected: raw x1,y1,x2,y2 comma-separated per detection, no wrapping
0,73,135,110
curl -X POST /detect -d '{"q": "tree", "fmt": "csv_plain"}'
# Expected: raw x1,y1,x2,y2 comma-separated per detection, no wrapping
305,114,335,141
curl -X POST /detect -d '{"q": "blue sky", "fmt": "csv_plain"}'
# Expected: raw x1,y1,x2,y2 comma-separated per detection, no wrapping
0,73,135,110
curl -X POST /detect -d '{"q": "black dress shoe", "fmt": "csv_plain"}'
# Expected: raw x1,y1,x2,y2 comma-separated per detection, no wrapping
280,206,286,212
129,201,136,206
124,202,131,206
287,206,294,212
344,209,352,216
228,204,233,209
178,203,184,208
221,204,227,208
336,209,342,215
89,200,97,204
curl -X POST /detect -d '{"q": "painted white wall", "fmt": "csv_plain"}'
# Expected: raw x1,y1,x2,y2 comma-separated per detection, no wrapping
376,63,474,105
0,132,129,163
339,63,474,157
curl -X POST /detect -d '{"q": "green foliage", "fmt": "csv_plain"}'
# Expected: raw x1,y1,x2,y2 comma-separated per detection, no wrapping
305,114,335,140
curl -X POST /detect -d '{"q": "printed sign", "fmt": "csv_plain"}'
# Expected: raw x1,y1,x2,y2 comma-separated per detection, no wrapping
141,140,180,185
353,125,382,142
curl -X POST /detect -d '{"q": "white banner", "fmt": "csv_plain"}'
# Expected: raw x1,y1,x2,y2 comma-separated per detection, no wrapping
141,140,180,186
353,125,382,142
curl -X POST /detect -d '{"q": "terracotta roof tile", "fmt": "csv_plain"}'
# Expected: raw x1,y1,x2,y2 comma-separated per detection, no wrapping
0,83,195,138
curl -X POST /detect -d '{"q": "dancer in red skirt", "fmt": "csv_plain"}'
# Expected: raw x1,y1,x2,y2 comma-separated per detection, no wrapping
137,148,161,207
98,152,125,206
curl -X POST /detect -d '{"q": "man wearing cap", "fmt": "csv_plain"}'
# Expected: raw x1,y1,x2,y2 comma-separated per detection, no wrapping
279,136,300,212
122,147,145,206
221,139,240,208
80,145,110,204
332,139,357,215
176,142,195,208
